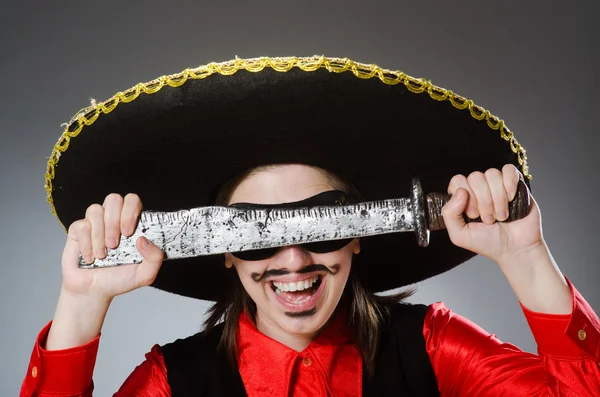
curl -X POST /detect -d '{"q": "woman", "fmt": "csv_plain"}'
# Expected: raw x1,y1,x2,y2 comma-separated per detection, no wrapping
21,56,599,396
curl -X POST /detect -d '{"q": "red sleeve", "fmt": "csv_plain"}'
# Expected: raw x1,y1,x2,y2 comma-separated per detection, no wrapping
114,345,171,397
424,279,600,397
19,321,171,397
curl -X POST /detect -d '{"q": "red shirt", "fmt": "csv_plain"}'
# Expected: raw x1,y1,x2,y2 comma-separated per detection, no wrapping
20,280,600,396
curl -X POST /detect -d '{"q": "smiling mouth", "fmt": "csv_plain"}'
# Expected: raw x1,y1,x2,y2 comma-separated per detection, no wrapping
269,276,323,304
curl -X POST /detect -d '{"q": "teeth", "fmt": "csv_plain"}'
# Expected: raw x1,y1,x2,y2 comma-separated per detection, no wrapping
273,276,319,292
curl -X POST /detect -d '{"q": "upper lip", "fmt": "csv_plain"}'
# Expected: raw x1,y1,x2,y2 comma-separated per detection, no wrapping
265,272,324,284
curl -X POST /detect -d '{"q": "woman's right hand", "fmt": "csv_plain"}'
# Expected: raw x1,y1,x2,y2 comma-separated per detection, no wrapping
45,193,164,351
61,193,165,302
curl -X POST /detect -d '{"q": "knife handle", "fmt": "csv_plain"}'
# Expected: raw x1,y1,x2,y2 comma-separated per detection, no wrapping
426,178,531,230
412,178,531,247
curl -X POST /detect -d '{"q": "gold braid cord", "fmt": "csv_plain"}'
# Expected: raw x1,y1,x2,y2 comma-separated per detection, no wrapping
45,56,530,218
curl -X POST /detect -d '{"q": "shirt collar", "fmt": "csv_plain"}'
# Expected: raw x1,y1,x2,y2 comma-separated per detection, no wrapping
236,310,358,396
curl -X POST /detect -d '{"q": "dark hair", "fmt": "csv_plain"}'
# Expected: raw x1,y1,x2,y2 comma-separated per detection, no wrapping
204,164,415,377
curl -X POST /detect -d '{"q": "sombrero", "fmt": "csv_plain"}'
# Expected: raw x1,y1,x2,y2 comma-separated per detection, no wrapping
45,56,530,301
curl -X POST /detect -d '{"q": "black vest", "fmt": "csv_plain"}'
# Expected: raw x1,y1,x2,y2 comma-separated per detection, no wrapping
162,303,440,396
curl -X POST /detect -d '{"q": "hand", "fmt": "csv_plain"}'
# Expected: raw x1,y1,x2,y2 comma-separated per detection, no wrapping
442,164,544,266
60,193,164,302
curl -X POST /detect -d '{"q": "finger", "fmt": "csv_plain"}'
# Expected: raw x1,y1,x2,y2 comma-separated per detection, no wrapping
502,164,521,201
467,171,495,224
103,194,124,249
135,237,164,288
69,219,94,264
85,204,106,259
442,187,469,244
485,168,509,221
448,174,479,219
121,193,143,237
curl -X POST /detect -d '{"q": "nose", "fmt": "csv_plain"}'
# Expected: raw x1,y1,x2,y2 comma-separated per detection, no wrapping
273,245,312,271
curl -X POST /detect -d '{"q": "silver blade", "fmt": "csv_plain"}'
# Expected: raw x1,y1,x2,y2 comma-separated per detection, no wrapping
79,198,414,268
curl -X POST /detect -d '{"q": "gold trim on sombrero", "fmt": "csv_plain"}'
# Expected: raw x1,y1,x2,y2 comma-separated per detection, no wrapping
45,55,530,220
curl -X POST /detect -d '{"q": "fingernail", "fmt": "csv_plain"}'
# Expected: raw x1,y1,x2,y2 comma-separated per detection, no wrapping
467,207,479,219
138,237,148,249
484,214,496,224
109,237,118,248
496,211,507,221
454,190,465,200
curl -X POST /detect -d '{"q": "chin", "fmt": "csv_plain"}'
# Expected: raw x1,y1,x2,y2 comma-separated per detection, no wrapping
276,304,337,335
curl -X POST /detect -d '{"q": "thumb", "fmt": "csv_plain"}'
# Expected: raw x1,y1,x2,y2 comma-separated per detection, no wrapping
135,237,164,287
62,232,83,270
442,188,469,235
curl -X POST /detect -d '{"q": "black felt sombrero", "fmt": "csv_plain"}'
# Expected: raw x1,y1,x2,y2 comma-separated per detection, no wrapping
46,56,530,301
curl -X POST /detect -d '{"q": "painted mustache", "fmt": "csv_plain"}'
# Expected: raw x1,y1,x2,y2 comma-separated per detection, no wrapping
251,264,340,283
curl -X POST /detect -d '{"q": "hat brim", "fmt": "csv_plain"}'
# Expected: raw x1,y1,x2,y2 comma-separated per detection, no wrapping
47,56,530,301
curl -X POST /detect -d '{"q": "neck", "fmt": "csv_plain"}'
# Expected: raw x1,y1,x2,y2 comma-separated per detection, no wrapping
255,314,316,352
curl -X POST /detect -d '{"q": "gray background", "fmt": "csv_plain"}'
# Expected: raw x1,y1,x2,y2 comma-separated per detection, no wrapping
1,0,598,395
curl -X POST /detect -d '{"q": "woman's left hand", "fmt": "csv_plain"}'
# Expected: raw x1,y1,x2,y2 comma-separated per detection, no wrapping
442,164,544,266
